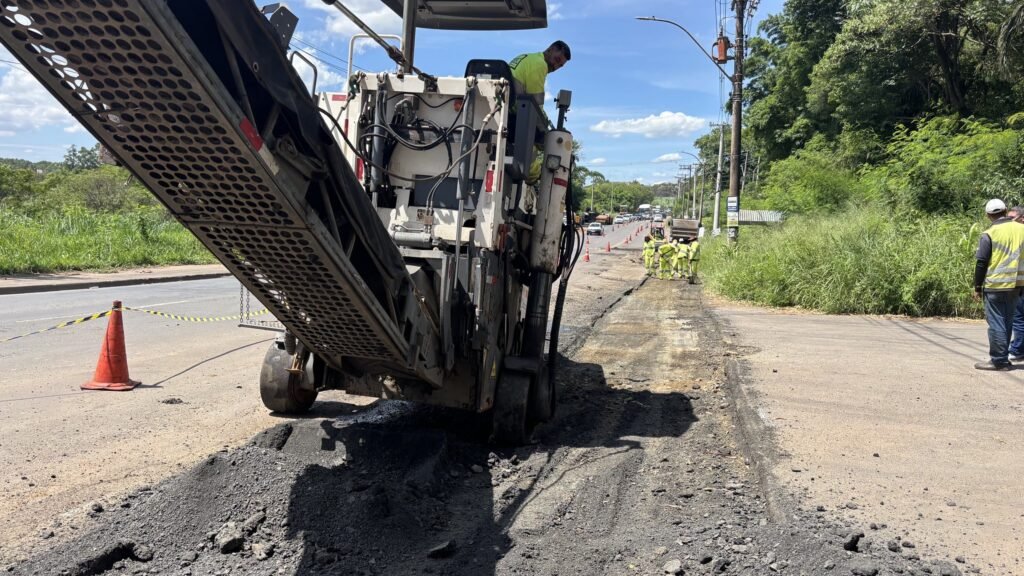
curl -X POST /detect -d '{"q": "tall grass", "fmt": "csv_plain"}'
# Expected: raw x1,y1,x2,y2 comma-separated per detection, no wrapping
703,208,983,318
0,206,216,274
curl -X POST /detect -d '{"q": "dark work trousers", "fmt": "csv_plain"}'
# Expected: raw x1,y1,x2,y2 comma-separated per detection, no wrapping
984,290,1020,365
1009,294,1024,357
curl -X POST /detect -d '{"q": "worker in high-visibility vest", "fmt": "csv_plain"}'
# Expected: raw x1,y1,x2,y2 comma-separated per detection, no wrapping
658,240,677,280
673,240,690,279
973,198,1024,370
642,235,657,276
510,41,571,184
687,237,701,284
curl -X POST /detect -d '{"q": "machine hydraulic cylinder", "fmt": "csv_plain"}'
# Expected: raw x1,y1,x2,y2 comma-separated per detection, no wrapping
528,129,573,274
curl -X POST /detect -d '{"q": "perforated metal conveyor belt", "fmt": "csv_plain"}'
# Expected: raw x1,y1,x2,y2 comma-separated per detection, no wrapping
0,0,409,367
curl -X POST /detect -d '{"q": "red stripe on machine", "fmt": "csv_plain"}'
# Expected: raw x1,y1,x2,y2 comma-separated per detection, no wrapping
239,117,263,151
332,94,348,101
553,177,569,188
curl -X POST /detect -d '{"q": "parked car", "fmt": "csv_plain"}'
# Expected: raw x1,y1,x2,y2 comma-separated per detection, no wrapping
586,222,604,236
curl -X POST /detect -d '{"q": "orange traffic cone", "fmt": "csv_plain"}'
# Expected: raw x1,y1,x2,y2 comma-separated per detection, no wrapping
583,247,590,262
586,235,590,246
605,241,611,252
82,301,139,391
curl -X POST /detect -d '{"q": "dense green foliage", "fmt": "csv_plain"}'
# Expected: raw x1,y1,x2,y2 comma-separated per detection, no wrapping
0,145,215,274
0,207,213,274
697,0,1024,317
703,209,982,317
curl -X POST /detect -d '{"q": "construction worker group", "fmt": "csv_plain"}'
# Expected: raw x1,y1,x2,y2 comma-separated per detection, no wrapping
643,234,700,283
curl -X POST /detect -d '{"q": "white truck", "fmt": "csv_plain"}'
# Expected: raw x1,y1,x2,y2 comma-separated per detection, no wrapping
0,0,580,443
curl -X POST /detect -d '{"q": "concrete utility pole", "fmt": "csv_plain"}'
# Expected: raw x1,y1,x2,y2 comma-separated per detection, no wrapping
727,0,746,243
690,165,698,219
712,123,726,235
677,177,683,215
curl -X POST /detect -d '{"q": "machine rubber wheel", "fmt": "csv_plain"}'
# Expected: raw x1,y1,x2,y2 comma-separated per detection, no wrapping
491,370,533,445
259,343,317,414
527,363,555,423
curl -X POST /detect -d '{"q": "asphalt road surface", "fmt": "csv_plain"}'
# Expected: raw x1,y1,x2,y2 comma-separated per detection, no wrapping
0,224,647,568
4,228,995,576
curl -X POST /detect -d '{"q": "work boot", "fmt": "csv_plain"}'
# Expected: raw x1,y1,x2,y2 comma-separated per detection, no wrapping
974,360,1012,371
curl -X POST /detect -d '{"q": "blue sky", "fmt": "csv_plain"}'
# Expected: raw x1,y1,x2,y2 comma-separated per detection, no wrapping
0,0,783,183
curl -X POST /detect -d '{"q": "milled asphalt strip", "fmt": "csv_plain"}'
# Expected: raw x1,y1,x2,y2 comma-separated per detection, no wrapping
703,301,798,524
717,328,798,524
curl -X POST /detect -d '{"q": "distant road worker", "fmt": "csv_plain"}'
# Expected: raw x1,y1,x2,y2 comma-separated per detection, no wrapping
1008,206,1024,362
510,41,571,184
973,199,1024,370
642,235,657,276
658,240,677,280
687,237,701,284
673,240,689,279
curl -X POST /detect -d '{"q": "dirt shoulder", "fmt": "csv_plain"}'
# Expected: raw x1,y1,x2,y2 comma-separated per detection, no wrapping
716,304,1024,575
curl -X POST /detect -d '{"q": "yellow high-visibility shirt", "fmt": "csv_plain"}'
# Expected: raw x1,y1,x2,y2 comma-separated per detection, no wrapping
984,221,1024,291
510,52,547,108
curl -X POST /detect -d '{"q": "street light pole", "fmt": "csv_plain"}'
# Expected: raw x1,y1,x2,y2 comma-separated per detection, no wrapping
637,14,750,243
711,122,726,235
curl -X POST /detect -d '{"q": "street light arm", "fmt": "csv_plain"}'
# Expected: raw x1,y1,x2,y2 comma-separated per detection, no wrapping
677,150,707,167
636,16,733,80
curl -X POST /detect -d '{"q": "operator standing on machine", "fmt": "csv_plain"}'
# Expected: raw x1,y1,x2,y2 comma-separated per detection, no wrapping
510,41,572,184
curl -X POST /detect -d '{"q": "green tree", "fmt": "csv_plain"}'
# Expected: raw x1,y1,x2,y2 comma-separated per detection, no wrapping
63,144,100,172
998,1,1024,74
745,0,848,162
0,164,38,203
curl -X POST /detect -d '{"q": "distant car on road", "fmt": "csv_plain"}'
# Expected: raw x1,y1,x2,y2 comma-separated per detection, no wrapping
586,222,604,236
653,214,665,223
613,216,625,224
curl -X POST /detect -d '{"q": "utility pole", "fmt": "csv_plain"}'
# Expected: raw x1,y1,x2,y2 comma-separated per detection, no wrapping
712,122,726,235
677,176,683,216
698,168,707,226
727,0,746,243
690,165,698,219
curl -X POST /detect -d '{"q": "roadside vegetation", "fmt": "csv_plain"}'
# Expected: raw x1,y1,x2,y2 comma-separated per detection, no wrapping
0,146,214,274
694,0,1024,318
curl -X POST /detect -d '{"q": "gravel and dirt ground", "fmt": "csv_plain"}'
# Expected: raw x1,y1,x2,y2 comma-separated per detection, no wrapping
2,240,989,576
715,302,1024,576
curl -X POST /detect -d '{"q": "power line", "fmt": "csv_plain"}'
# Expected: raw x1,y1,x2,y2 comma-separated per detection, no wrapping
290,36,373,75
0,58,26,71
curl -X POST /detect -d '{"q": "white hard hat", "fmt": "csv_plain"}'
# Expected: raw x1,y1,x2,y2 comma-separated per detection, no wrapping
986,199,1007,214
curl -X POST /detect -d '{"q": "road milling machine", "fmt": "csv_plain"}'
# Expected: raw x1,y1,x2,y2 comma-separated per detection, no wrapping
0,0,582,443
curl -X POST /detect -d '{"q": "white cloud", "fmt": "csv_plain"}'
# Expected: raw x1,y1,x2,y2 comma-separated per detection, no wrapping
652,152,681,163
0,67,80,134
591,111,706,139
64,124,86,134
550,3,565,20
589,157,607,165
0,130,14,137
301,0,401,46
